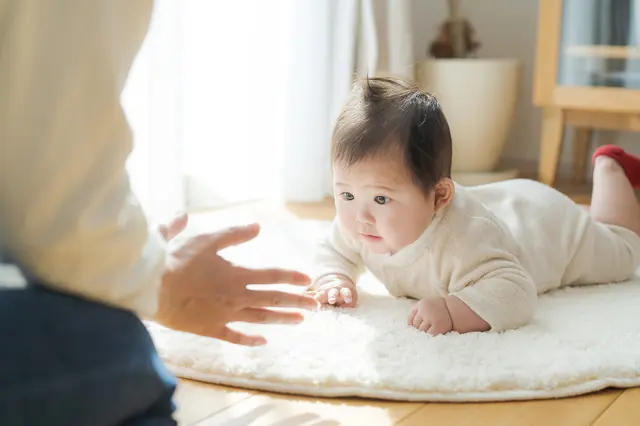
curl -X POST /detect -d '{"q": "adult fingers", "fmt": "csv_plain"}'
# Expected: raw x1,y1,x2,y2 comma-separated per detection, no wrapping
236,307,305,325
218,326,267,347
248,289,319,310
210,223,261,251
239,267,311,286
158,225,170,240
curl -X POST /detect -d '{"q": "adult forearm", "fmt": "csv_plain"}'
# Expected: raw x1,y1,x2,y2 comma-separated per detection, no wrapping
0,0,165,317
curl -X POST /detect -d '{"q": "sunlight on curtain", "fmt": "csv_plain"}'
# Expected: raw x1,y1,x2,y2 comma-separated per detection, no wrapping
123,0,184,224
125,0,330,211
181,0,292,208
124,0,287,216
123,0,416,213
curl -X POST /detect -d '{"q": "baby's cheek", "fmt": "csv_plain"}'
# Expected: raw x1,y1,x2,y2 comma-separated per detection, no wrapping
336,205,358,233
392,215,427,247
379,211,410,246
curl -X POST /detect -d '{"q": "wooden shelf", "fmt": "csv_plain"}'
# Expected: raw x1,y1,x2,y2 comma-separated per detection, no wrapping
565,45,640,59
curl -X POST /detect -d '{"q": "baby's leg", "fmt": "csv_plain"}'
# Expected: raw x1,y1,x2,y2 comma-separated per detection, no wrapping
563,218,640,286
590,145,640,236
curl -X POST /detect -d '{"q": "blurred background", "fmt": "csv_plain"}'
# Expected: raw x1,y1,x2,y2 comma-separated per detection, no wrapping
122,0,640,224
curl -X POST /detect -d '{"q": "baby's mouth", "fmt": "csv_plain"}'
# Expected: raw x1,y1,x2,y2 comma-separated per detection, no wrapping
360,233,382,241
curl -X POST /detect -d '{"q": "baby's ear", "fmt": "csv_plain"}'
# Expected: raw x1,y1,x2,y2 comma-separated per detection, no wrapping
433,178,455,212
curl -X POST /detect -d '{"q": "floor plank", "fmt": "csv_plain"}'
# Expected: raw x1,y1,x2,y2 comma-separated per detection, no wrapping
173,379,254,426
194,392,423,426
397,390,622,426
285,198,336,221
592,388,640,426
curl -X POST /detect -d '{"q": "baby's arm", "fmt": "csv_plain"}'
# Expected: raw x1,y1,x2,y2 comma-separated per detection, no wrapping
448,246,538,333
310,219,364,306
411,217,538,334
444,295,490,333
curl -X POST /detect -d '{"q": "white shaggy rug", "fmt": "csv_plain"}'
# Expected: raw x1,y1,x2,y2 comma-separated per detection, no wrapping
146,215,640,402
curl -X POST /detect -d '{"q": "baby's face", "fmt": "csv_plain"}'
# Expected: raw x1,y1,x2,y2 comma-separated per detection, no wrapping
333,156,437,254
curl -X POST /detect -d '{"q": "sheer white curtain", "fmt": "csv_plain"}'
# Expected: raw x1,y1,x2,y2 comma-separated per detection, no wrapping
329,0,414,123
123,0,414,218
123,0,184,224
285,0,414,201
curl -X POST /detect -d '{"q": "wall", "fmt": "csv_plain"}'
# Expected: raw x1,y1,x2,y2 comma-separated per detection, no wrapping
411,0,639,178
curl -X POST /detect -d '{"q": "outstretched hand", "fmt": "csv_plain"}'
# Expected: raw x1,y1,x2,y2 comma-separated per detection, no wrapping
154,213,319,346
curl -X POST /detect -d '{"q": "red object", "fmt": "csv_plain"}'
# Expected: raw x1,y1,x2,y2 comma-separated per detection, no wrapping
592,144,640,189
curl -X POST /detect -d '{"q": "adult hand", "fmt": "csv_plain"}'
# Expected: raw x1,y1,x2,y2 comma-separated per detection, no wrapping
154,214,318,346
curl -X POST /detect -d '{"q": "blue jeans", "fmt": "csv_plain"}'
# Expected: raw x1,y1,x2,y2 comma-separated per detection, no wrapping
0,279,177,426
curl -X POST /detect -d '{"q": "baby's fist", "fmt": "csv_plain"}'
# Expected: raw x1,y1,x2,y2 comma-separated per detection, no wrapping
306,275,357,308
408,297,453,335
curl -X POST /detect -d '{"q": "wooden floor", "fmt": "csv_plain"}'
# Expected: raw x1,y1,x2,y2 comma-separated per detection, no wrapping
171,183,640,426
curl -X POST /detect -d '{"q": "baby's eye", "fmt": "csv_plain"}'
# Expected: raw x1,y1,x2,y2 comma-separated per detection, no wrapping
374,195,390,205
341,192,354,201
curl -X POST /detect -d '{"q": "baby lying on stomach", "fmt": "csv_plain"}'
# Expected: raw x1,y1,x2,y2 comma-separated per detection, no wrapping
306,76,640,335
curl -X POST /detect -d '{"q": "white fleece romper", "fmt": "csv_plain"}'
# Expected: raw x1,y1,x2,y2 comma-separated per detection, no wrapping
313,179,640,332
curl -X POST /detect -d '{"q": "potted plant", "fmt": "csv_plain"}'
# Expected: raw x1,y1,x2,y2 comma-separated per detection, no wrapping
415,0,521,185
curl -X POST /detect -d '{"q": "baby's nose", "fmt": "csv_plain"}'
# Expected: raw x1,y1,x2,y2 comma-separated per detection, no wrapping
357,208,374,224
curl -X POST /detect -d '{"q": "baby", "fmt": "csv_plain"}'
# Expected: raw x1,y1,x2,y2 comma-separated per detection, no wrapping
306,76,640,335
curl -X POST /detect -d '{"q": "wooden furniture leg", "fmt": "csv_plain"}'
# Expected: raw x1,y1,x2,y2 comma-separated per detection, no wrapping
538,107,565,186
572,127,592,184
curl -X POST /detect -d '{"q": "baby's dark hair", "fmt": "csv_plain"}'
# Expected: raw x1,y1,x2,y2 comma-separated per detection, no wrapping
331,76,452,194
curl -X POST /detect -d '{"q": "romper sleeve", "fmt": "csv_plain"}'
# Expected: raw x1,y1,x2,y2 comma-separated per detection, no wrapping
447,219,538,332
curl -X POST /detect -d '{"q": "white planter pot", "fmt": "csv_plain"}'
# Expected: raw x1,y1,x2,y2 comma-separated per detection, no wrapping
415,59,522,185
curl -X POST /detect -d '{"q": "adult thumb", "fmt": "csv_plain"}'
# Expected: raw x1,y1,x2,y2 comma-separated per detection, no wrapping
159,212,189,241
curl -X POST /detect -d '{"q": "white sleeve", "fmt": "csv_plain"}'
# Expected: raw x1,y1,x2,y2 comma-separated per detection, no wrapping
312,218,364,285
447,222,538,332
0,0,166,318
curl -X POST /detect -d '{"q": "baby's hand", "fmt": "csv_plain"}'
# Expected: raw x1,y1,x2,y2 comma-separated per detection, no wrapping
306,275,357,308
408,297,453,335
